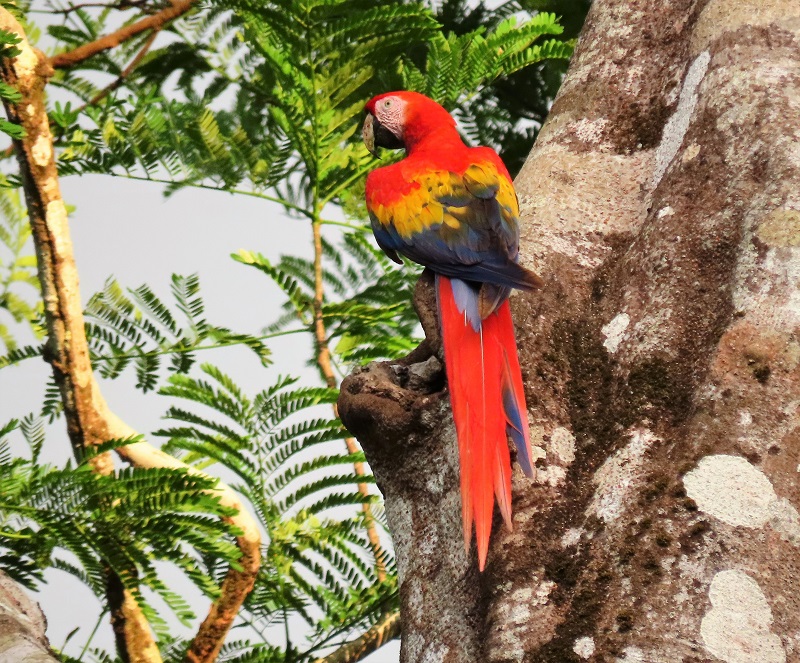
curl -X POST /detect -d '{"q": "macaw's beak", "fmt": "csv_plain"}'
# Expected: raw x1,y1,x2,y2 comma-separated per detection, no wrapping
362,113,379,158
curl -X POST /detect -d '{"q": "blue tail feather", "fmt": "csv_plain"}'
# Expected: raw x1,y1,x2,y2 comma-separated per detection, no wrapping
501,351,534,478
449,278,481,332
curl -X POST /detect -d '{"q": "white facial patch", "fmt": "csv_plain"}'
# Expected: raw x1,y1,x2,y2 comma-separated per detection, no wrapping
375,96,407,139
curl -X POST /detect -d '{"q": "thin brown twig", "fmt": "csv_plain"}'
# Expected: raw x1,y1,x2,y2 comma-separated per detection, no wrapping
311,219,387,582
1,2,159,157
45,0,150,16
313,611,401,663
49,0,194,70
83,26,159,109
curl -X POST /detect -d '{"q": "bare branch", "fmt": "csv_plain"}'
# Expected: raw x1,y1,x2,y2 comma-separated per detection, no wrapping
0,570,60,662
49,0,194,70
313,612,401,663
311,219,387,582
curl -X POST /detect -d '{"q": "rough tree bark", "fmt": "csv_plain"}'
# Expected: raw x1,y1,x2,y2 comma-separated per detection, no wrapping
338,1,800,661
0,572,59,663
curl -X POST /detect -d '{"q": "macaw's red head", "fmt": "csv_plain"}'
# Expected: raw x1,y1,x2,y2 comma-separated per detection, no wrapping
362,91,457,156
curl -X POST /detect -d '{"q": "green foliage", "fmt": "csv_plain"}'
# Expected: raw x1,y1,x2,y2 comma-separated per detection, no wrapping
84,273,271,392
433,0,588,174
222,0,439,208
0,270,273,417
156,365,396,657
0,28,24,139
45,1,438,211
400,12,570,110
236,228,422,368
0,417,241,635
0,188,42,352
46,0,573,206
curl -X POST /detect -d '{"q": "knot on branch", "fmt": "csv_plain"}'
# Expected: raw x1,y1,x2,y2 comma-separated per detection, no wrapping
338,269,448,482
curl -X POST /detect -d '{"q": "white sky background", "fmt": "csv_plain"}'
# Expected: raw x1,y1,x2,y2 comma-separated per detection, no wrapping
0,3,401,660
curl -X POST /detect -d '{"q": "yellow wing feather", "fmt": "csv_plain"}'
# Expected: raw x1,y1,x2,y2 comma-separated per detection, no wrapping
371,161,518,241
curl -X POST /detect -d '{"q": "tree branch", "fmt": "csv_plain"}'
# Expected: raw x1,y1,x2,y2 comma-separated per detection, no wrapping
83,26,159,108
49,0,194,70
313,612,401,663
311,218,387,582
343,2,800,661
0,12,159,661
114,437,261,663
0,10,260,663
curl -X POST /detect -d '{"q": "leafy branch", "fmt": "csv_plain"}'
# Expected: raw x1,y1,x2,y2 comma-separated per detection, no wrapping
49,0,196,70
0,11,260,662
0,187,41,352
84,273,271,392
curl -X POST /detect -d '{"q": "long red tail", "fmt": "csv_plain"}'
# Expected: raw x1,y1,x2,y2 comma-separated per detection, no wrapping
437,276,534,570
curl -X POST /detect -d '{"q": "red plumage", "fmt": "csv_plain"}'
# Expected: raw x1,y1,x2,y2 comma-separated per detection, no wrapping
439,277,523,569
362,91,540,570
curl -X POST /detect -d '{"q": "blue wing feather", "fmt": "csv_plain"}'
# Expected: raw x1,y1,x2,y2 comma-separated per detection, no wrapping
367,151,541,294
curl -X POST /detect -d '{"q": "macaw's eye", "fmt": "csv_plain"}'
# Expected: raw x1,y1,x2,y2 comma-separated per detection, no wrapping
384,99,392,108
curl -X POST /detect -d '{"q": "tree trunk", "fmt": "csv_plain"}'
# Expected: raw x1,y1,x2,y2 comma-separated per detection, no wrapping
338,0,800,660
0,571,59,662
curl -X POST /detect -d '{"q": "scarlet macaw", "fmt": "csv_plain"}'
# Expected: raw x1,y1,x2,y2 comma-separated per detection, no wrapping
362,91,541,570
